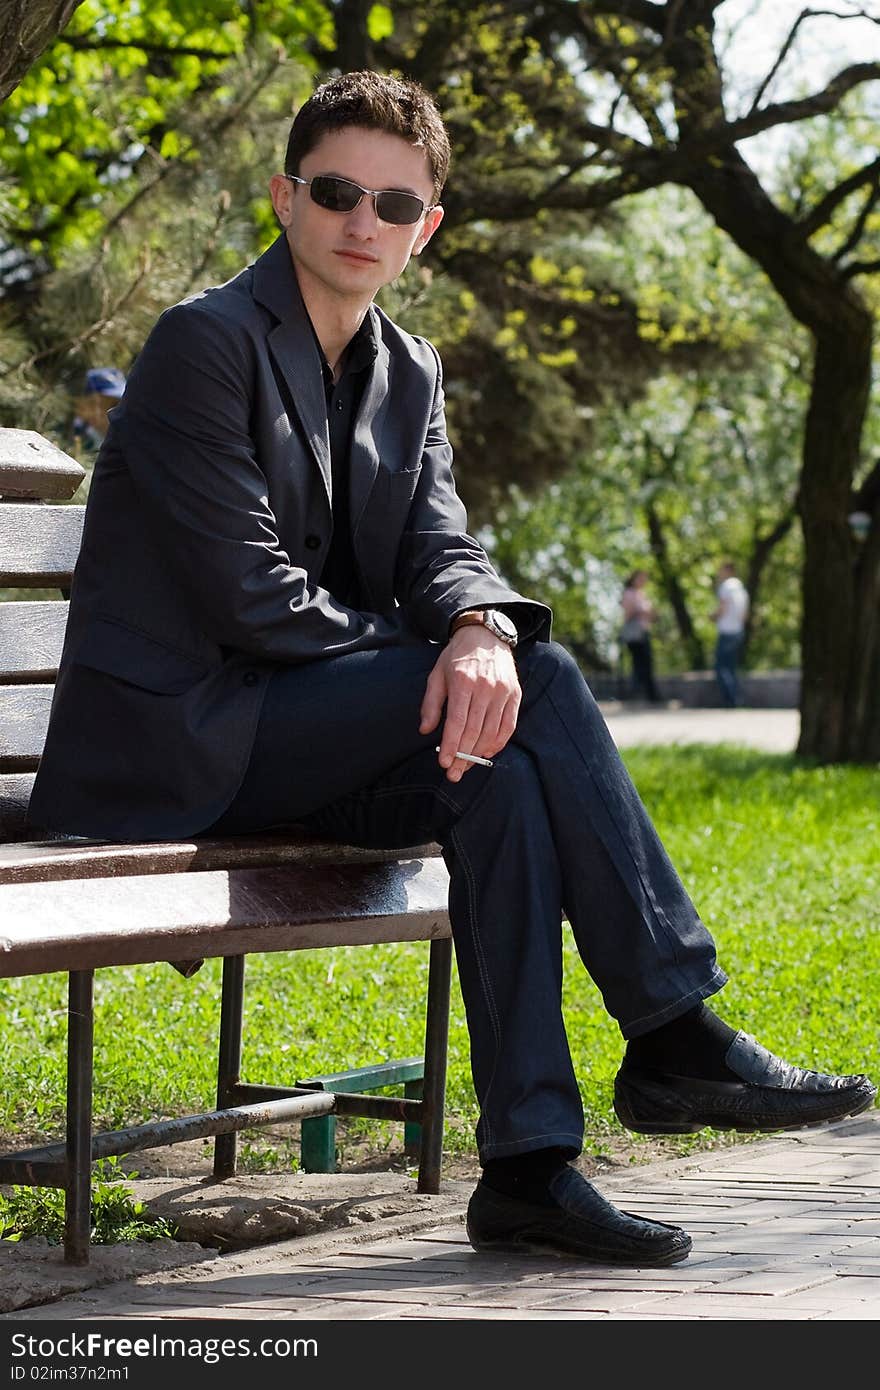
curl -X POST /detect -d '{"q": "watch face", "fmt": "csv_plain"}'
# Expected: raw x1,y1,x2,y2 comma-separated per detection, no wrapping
487,610,517,642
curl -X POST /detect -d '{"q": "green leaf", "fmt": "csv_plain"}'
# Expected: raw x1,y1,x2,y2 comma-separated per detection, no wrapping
366,4,394,41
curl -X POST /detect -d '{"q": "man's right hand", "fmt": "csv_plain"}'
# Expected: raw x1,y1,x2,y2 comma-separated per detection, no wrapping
419,624,521,781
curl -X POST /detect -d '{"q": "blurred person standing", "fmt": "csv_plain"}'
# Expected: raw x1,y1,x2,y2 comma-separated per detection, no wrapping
620,569,662,704
72,366,126,459
712,560,749,707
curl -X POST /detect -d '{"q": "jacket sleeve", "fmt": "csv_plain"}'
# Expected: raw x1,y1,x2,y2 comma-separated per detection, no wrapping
115,301,405,663
395,344,552,644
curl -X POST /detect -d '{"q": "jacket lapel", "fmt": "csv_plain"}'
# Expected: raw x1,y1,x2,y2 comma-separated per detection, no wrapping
253,235,332,508
350,329,391,538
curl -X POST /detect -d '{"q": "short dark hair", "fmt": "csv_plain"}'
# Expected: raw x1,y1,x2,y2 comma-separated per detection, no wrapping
285,70,451,200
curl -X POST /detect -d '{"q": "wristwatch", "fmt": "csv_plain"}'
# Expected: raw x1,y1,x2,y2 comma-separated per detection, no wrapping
450,608,518,648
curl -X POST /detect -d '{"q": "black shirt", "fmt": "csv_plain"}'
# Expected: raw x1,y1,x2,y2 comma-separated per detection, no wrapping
318,313,379,607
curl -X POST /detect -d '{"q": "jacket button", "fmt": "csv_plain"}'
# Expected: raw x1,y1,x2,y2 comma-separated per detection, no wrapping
305,533,321,549
242,671,260,687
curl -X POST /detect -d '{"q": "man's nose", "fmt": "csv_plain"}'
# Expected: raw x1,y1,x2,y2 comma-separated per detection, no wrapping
345,194,380,236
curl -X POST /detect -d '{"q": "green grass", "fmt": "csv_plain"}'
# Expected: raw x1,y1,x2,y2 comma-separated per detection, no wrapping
1,744,877,1174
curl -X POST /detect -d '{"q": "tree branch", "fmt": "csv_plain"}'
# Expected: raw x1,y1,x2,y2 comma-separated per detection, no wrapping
582,1,674,35
0,247,152,379
99,56,283,243
831,173,880,265
800,153,880,237
745,7,877,115
842,257,880,279
59,36,235,60
730,62,880,142
853,456,880,513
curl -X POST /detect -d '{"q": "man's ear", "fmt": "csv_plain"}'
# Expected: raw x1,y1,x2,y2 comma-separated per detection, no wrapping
412,204,444,256
268,173,294,227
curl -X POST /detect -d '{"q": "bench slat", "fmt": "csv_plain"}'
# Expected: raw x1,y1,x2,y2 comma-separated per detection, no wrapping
0,773,32,842
0,600,68,681
0,430,85,501
0,833,442,884
0,859,452,976
0,504,85,585
0,684,52,767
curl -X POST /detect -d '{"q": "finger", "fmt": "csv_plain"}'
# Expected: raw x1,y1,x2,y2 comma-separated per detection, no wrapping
489,686,521,754
447,691,491,762
419,666,446,734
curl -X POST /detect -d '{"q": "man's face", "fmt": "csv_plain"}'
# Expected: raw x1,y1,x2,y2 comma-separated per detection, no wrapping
270,126,443,306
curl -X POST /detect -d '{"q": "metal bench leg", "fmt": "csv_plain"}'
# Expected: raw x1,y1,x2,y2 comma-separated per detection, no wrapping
65,969,94,1265
301,1114,338,1173
213,954,245,1178
417,937,452,1193
404,1078,423,1156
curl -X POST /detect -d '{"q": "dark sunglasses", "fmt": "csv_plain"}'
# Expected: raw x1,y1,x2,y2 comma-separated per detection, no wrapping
285,173,433,226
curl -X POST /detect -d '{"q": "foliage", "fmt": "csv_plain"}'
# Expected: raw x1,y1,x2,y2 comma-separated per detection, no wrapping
0,1,331,261
0,1156,178,1244
3,0,880,750
349,0,880,758
482,186,809,671
0,747,876,1166
0,1,326,442
0,0,741,519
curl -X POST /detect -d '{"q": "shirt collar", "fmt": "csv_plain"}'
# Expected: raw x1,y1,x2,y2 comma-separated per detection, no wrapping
340,308,380,376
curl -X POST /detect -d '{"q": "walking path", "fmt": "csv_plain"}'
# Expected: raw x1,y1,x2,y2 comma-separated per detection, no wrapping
5,704,877,1325
600,700,799,754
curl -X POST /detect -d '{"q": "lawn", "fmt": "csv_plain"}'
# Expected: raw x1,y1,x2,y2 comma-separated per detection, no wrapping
1,744,877,1173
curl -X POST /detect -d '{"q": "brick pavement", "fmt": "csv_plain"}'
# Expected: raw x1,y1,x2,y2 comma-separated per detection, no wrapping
6,1114,878,1322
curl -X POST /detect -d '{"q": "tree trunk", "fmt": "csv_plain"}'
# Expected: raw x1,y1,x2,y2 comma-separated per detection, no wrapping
798,329,873,761
685,152,877,763
843,504,880,763
745,507,796,662
644,499,705,668
0,1,85,104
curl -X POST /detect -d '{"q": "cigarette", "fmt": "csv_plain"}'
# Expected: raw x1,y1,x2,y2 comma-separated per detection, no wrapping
435,746,494,767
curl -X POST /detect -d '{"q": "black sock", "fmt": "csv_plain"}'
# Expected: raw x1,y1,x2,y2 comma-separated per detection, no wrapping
481,1147,570,1206
625,1004,739,1081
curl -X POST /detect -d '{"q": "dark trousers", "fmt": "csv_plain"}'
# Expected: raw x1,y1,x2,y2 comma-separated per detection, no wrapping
626,636,661,703
715,632,744,707
209,640,726,1162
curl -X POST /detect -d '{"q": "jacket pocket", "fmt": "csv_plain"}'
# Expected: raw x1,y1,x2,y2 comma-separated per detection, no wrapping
74,618,213,695
375,461,422,504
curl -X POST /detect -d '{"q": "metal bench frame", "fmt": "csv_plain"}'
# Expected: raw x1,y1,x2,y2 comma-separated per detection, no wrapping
0,428,453,1265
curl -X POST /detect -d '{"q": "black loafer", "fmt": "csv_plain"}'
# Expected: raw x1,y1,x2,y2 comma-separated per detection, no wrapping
614,1031,878,1135
466,1166,692,1267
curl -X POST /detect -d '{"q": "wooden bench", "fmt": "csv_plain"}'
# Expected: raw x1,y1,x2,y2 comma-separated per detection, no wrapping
0,427,453,1266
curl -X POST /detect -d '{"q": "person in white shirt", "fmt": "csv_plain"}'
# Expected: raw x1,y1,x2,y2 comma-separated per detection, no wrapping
712,561,750,706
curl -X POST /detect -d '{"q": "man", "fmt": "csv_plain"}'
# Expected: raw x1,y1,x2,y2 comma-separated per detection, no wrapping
29,72,875,1268
713,560,750,707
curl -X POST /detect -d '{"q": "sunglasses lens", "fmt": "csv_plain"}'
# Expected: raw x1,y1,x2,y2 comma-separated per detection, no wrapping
306,176,426,225
309,176,363,213
375,191,425,225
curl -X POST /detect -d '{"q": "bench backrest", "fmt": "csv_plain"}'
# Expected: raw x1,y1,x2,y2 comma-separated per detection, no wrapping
0,428,86,843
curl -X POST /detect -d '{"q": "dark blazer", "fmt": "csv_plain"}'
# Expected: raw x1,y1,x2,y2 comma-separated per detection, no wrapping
29,233,550,840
